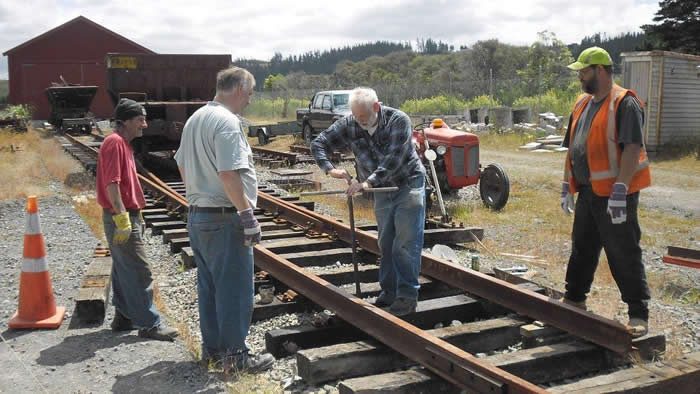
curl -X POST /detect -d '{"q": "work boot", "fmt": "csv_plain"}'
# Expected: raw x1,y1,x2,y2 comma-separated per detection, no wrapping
628,318,648,338
200,347,221,368
111,310,133,332
223,352,275,375
374,291,395,307
560,297,587,311
138,324,179,342
386,297,417,316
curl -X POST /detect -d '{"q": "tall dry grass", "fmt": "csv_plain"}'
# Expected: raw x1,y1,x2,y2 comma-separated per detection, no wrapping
72,195,105,241
0,127,85,200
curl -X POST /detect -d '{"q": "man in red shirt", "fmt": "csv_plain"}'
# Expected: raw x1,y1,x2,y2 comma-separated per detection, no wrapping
96,98,178,341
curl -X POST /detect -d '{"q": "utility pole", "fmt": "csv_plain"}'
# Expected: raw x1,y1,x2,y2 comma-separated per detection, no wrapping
489,68,493,99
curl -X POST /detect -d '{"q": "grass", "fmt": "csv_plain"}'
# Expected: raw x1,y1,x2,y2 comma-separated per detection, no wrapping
72,195,105,241
0,127,87,200
0,80,8,102
442,142,698,358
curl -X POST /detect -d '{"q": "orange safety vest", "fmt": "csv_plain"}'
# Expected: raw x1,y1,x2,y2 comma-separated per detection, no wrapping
566,84,651,197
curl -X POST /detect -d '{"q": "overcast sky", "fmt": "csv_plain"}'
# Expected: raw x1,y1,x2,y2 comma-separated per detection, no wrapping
0,0,660,79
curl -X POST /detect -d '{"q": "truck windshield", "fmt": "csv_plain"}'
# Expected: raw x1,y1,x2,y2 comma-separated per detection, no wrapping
333,94,349,108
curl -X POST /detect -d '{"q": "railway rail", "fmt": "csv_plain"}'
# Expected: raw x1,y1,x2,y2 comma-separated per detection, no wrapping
60,132,700,393
251,145,354,168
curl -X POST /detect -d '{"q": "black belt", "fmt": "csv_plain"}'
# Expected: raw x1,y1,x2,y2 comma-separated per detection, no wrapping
189,206,236,214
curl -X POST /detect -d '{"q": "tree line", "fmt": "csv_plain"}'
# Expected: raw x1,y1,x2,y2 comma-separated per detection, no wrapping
235,0,698,109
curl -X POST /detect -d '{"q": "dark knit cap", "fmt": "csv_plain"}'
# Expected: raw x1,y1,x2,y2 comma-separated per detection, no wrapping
114,98,146,121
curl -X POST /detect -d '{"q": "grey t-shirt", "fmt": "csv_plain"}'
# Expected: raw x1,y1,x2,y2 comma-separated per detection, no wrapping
563,95,644,185
174,101,257,208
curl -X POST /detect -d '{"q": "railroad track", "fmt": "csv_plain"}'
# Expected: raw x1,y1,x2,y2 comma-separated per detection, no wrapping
251,145,354,168
60,132,700,393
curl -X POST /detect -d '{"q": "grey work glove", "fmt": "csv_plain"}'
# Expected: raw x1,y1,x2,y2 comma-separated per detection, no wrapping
238,208,262,247
561,181,575,214
607,182,628,224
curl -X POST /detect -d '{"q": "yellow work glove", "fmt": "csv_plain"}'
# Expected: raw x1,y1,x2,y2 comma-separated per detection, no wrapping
112,212,132,245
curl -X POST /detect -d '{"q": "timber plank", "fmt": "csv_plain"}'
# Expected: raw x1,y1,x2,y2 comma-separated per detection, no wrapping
261,229,305,241
162,228,189,243
338,334,666,393
262,238,345,254
265,294,488,358
181,247,195,268
548,352,700,394
169,237,190,253
279,248,374,267
75,256,112,322
142,214,173,227
298,316,526,384
151,221,186,235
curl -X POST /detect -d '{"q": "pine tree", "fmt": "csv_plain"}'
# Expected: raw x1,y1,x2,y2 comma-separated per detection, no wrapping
642,0,700,54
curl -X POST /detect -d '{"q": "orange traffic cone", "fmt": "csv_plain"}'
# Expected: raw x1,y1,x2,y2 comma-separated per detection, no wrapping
8,196,65,329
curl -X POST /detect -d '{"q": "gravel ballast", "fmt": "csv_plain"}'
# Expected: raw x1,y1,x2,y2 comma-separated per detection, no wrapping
0,187,225,393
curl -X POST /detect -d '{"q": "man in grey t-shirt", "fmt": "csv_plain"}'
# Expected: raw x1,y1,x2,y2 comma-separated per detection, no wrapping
174,66,273,374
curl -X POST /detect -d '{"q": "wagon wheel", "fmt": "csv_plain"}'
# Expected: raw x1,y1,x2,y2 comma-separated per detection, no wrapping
479,163,510,210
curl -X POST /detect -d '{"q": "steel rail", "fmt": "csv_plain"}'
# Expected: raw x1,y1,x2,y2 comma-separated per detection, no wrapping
251,146,299,164
62,133,189,208
257,192,634,354
254,246,545,393
63,135,631,387
130,181,546,391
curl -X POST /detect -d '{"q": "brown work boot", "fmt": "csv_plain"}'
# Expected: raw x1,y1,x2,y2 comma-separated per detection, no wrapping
374,291,395,308
560,297,587,311
628,318,648,338
385,297,417,316
223,352,275,375
111,310,134,332
138,324,179,342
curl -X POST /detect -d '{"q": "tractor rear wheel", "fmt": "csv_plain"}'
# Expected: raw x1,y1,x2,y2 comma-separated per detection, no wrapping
302,123,314,145
479,163,510,210
257,129,269,145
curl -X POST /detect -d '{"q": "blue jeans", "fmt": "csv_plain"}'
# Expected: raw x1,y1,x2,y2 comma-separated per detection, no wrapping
187,210,254,359
103,211,161,329
374,174,425,300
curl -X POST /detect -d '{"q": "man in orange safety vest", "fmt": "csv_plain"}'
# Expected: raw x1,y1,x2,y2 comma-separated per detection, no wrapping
560,46,651,337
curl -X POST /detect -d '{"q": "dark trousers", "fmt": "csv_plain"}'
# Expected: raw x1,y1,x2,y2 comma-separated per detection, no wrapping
564,186,650,320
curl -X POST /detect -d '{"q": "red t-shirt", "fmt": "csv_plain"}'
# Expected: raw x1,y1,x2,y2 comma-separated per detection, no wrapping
96,133,146,212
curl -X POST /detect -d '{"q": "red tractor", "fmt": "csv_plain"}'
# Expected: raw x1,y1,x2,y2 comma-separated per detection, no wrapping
412,118,510,211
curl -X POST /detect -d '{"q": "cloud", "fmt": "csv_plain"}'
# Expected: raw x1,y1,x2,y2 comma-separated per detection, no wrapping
0,0,659,80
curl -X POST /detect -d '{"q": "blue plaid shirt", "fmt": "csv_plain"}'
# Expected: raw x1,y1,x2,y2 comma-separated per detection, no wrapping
311,106,425,187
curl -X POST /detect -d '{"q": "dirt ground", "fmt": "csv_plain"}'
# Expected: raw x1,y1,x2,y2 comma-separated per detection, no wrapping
483,149,700,217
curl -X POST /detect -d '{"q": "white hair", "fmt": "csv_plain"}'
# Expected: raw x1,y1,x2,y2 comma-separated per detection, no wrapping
349,87,378,111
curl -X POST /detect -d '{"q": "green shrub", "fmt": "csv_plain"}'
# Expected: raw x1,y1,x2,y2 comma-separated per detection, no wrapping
513,85,578,121
0,104,32,119
400,95,469,115
243,97,306,120
464,95,502,109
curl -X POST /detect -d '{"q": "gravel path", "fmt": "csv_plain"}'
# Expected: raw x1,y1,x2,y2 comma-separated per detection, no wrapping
0,184,225,394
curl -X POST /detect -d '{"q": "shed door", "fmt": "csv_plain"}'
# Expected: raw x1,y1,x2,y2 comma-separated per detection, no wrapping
623,60,651,142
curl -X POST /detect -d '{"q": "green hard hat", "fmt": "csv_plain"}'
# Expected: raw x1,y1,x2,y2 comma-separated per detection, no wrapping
567,46,613,70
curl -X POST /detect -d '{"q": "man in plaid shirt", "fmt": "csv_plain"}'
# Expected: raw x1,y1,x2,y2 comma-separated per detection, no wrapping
311,87,426,316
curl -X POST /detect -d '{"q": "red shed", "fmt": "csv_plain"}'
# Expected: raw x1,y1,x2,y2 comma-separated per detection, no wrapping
3,16,154,119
